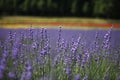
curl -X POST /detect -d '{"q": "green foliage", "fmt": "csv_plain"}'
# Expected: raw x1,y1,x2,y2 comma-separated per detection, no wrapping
37,0,45,10
0,0,120,18
71,0,77,14
93,0,113,17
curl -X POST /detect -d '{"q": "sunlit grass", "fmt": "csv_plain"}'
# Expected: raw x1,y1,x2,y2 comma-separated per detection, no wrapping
0,25,113,30
0,16,120,23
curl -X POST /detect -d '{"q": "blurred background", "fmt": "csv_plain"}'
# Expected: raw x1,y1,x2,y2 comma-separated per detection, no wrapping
0,0,120,19
0,0,120,49
0,0,120,29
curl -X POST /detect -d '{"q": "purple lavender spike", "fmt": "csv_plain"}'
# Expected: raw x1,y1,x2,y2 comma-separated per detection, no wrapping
76,54,82,66
25,71,32,80
0,61,6,79
77,36,81,44
20,60,33,80
102,27,112,52
25,60,32,71
0,60,6,71
32,41,38,49
64,67,71,76
8,71,16,79
0,48,8,79
28,25,33,40
118,75,120,80
0,57,6,64
40,49,47,56
0,70,3,79
83,74,88,80
70,37,81,53
2,50,8,59
26,65,32,71
64,55,72,66
84,51,89,59
81,51,89,67
12,48,18,59
74,74,81,80
104,75,109,80
52,54,61,67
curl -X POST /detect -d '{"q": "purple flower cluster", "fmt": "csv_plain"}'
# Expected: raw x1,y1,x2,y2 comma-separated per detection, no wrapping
0,48,8,79
102,27,112,51
74,74,81,80
81,51,89,68
0,26,119,80
20,60,33,80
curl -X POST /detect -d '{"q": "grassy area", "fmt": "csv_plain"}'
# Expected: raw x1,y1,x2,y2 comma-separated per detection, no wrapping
0,16,120,24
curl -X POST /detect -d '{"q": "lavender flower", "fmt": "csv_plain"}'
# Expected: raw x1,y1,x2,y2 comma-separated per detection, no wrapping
20,72,26,80
8,71,16,79
118,75,120,80
83,74,88,80
70,36,81,53
77,36,81,42
74,74,81,80
81,51,89,68
58,38,66,50
28,25,33,40
64,55,72,66
20,60,33,80
0,70,3,79
57,27,62,52
0,58,6,71
102,27,112,52
64,67,72,79
25,60,32,71
12,47,18,59
71,42,78,53
76,54,82,66
32,41,38,49
26,65,32,71
92,32,99,54
40,49,47,56
25,71,32,80
64,67,71,76
2,50,8,59
0,59,6,79
0,27,119,80
104,75,109,80
52,54,61,67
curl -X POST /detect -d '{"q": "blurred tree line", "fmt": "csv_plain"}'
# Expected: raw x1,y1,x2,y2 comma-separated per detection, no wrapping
0,0,120,19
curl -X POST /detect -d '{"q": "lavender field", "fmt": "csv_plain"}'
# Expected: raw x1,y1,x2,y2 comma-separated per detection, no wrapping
0,27,120,80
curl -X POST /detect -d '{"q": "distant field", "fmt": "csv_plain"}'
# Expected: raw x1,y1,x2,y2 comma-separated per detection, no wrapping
0,16,120,29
